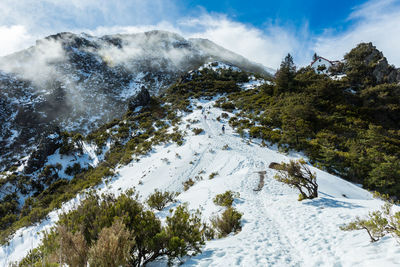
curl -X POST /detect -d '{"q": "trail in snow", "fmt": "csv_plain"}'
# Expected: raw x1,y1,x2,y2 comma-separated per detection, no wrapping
1,98,400,266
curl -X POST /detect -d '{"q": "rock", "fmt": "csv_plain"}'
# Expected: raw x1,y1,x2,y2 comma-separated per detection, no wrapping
128,87,151,110
24,127,61,174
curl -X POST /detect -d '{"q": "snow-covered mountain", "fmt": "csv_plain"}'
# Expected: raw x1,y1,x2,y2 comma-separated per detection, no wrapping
0,30,272,171
1,97,399,266
1,31,399,266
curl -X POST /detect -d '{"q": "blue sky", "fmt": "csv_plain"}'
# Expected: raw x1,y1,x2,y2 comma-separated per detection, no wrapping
0,0,400,68
182,0,366,33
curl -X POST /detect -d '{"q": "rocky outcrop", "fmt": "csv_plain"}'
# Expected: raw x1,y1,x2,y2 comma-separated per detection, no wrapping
372,57,400,84
128,87,151,110
24,127,61,174
344,42,400,85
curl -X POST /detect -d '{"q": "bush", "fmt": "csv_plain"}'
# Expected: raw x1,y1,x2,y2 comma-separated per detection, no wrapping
209,172,219,180
341,202,400,243
146,189,176,211
221,112,229,119
211,207,242,238
183,179,195,191
19,191,206,266
88,219,134,267
192,128,204,135
164,205,205,264
58,225,88,267
274,159,318,200
213,191,239,207
64,163,82,176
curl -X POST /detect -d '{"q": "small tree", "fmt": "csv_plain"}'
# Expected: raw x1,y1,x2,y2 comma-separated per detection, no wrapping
341,202,400,243
165,205,205,264
274,159,318,200
275,53,296,94
146,189,176,211
211,207,242,238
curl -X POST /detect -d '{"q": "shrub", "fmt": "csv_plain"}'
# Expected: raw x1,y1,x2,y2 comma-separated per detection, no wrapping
164,205,204,264
19,191,206,266
58,225,88,267
213,191,239,207
222,144,229,150
183,179,195,191
211,207,242,238
341,202,400,243
274,159,318,200
146,189,176,211
220,102,235,112
209,172,219,180
221,112,229,119
88,219,134,267
192,128,204,135
65,163,82,176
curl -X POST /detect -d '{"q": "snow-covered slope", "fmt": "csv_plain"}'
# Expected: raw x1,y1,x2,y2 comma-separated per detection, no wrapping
1,98,399,266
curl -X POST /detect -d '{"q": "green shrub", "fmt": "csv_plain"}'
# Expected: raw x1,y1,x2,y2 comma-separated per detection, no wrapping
341,202,400,243
183,179,195,191
164,205,204,264
65,163,82,176
211,207,242,238
18,191,205,266
146,189,176,211
274,159,318,200
209,172,219,180
213,191,239,207
88,219,133,267
192,128,204,135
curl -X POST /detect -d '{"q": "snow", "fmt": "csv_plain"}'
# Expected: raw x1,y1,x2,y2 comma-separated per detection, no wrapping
199,62,241,72
240,75,269,90
1,98,400,266
45,141,109,179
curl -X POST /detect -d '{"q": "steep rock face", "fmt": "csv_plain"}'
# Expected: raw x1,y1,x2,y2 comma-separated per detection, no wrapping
128,87,151,111
344,42,400,86
0,30,272,171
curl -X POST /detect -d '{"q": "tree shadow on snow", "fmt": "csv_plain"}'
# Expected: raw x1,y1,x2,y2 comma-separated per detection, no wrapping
303,197,363,209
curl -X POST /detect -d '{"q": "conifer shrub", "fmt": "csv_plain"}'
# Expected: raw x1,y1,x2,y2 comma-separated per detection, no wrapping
274,159,318,200
183,179,195,191
64,162,82,176
213,191,239,207
221,112,229,119
341,202,400,243
164,205,205,264
19,191,206,266
209,172,219,180
88,219,134,267
222,144,230,150
146,189,176,211
58,225,88,267
220,102,235,112
211,207,243,238
192,128,204,135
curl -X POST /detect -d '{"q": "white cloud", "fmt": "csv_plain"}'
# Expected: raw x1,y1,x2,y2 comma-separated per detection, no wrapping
314,0,400,66
1,0,400,69
0,25,36,56
179,15,299,69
